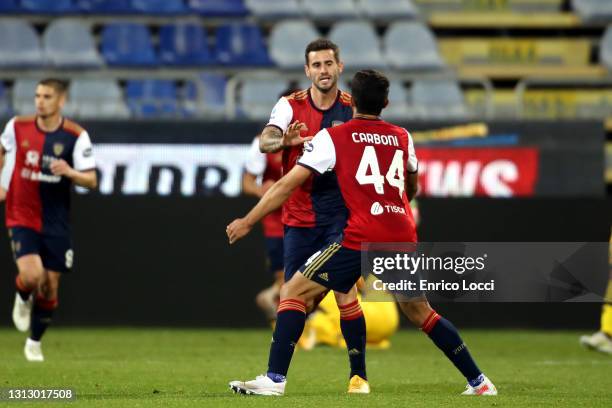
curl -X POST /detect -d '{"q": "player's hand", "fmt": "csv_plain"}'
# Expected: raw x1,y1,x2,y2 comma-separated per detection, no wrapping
281,121,311,148
226,218,253,244
0,187,5,203
50,159,75,178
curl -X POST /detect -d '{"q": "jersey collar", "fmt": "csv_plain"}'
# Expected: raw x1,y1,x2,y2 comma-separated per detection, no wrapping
307,88,341,113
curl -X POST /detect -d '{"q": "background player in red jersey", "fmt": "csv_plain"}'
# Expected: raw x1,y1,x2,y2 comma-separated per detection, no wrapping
243,136,285,323
243,86,301,324
227,70,496,396
257,39,369,392
0,78,97,362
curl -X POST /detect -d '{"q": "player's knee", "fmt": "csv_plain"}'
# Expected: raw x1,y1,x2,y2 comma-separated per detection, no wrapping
398,301,432,327
18,268,44,288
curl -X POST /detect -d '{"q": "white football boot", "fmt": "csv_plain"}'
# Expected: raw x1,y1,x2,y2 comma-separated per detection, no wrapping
24,338,44,362
12,293,32,332
461,375,497,396
580,331,612,354
229,375,285,396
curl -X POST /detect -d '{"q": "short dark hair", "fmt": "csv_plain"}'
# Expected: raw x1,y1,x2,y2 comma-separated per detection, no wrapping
38,78,68,94
304,38,340,65
350,70,389,116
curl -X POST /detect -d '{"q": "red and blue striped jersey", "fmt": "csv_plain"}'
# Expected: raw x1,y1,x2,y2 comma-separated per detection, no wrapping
0,116,95,236
267,88,353,228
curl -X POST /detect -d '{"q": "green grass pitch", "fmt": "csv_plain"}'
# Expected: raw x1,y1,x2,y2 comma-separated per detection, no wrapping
0,328,610,407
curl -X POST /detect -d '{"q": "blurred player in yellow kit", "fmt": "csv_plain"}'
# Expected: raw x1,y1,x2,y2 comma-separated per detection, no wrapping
299,277,399,350
579,231,612,354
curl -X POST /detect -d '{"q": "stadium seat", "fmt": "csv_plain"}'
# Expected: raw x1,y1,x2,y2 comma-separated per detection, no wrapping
159,23,212,66
245,0,303,19
0,0,19,13
383,80,411,120
328,21,386,68
77,0,132,13
358,0,419,19
130,0,186,14
410,79,469,119
126,80,181,118
600,25,612,70
0,20,45,67
43,20,103,67
65,79,130,119
187,0,249,17
573,0,612,22
383,22,446,70
12,79,39,114
0,83,11,117
215,23,272,66
101,23,157,66
302,0,359,19
239,78,288,119
182,73,227,117
20,0,76,13
268,20,320,68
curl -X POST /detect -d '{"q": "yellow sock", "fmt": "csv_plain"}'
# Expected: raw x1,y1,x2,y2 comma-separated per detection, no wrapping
601,304,612,336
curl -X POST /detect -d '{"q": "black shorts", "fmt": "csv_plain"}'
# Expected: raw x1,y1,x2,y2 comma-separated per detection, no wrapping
264,237,284,274
297,239,361,294
283,223,345,281
9,227,73,273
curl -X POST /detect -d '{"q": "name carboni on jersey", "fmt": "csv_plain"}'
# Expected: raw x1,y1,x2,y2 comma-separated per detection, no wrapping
351,132,399,146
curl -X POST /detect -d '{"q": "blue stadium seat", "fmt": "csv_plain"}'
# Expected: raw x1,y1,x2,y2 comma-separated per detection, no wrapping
131,0,186,14
0,0,19,13
0,20,45,67
21,0,77,13
215,23,271,66
159,23,212,66
43,20,103,67
126,80,181,118
245,0,303,19
187,0,248,16
182,73,227,117
77,0,132,14
102,23,157,66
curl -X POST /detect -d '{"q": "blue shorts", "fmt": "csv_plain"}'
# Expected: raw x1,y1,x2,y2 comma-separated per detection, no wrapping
283,223,345,281
264,237,284,274
297,238,361,294
9,227,73,273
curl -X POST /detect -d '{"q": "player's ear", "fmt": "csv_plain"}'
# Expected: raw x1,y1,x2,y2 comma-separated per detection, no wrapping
383,98,389,108
304,63,310,78
337,60,344,73
58,92,67,109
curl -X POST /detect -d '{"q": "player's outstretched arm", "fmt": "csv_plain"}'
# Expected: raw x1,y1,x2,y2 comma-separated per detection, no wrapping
227,165,311,244
259,122,311,153
50,159,97,189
